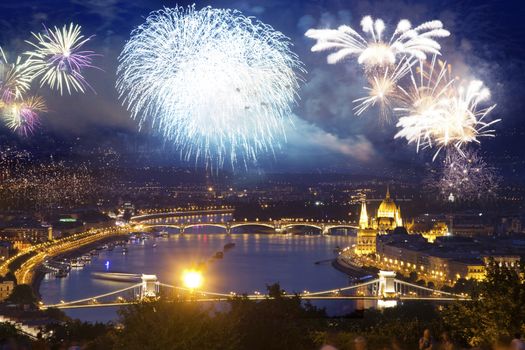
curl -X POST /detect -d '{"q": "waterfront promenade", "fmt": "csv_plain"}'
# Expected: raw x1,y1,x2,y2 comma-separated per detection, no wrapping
0,226,130,285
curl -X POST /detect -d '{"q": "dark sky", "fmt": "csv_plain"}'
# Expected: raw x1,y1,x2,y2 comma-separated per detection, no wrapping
0,0,524,177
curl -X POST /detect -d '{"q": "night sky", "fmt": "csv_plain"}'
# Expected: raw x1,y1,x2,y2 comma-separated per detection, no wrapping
0,0,524,177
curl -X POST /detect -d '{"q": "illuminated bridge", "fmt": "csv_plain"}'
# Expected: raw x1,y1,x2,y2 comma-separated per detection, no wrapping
40,271,469,310
131,215,358,235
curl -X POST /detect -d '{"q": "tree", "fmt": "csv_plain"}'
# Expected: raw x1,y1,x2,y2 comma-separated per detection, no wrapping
109,283,325,350
441,261,525,347
6,284,37,306
113,301,227,350
45,320,112,348
225,283,325,350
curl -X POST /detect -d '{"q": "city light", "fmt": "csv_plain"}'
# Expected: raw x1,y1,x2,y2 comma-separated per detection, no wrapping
182,269,203,290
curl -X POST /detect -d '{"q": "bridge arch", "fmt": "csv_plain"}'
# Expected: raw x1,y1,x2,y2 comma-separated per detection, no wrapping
182,223,229,233
281,223,324,232
229,222,276,231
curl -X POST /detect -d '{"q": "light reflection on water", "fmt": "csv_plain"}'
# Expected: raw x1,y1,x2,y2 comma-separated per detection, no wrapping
39,231,358,322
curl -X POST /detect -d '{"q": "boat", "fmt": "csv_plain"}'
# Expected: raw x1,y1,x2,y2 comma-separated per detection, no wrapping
160,231,169,238
214,251,224,259
152,243,158,248
70,259,84,268
55,270,68,278
224,242,236,250
90,250,99,256
81,255,92,262
122,247,128,254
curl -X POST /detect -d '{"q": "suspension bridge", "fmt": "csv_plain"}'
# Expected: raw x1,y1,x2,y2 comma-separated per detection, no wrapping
40,270,469,310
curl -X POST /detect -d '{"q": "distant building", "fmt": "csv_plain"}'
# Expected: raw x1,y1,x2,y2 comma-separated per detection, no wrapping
1,221,51,250
0,242,11,261
0,280,14,301
375,231,522,286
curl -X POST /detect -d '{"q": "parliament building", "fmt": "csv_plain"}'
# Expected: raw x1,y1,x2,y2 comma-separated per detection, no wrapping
355,187,403,255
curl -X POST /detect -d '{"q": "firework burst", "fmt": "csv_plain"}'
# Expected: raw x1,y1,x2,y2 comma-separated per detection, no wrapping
2,95,47,136
305,16,449,71
117,6,304,168
394,58,500,159
353,56,414,119
430,148,499,202
25,23,98,95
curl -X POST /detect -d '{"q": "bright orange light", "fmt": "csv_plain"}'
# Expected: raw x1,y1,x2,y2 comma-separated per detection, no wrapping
182,269,203,289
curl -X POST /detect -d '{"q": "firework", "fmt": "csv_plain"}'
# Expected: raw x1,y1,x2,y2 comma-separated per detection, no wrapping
0,48,34,103
353,56,414,119
2,95,47,136
117,6,303,168
431,148,499,202
24,23,98,95
394,58,500,159
305,16,449,71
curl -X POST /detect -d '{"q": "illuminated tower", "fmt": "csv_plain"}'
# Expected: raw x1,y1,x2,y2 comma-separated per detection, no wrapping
359,200,369,229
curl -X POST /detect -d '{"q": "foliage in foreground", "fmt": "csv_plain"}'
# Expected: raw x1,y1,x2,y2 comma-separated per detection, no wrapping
441,260,525,348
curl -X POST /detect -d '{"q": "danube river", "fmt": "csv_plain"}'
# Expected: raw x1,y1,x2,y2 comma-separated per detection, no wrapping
39,230,357,322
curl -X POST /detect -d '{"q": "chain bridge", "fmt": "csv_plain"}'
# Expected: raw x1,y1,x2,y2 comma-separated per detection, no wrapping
40,271,469,310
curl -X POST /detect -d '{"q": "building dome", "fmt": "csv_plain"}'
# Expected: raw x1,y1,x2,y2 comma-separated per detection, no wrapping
377,188,397,219
378,198,397,218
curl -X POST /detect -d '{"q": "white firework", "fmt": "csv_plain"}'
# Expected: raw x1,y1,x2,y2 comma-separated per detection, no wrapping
432,148,499,202
117,6,304,168
394,58,500,160
305,16,449,70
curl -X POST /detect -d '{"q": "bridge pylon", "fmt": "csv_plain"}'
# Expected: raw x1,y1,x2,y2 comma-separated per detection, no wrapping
378,270,397,299
141,274,159,299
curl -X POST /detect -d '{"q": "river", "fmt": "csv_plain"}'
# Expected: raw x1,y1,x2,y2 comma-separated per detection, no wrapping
39,229,359,322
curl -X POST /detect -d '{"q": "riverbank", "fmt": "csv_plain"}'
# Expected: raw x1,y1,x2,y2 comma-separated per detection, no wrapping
9,227,129,292
31,235,129,298
332,256,378,278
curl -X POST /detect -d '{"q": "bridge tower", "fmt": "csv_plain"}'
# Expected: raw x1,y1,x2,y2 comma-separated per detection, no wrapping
140,274,159,299
377,270,396,299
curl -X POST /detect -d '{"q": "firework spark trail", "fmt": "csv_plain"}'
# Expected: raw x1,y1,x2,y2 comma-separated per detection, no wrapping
431,147,499,202
394,58,500,159
24,23,98,95
305,16,449,71
0,48,34,104
117,6,304,168
2,95,47,136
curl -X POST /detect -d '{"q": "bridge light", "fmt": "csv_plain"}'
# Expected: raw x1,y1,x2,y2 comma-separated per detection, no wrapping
182,269,203,290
